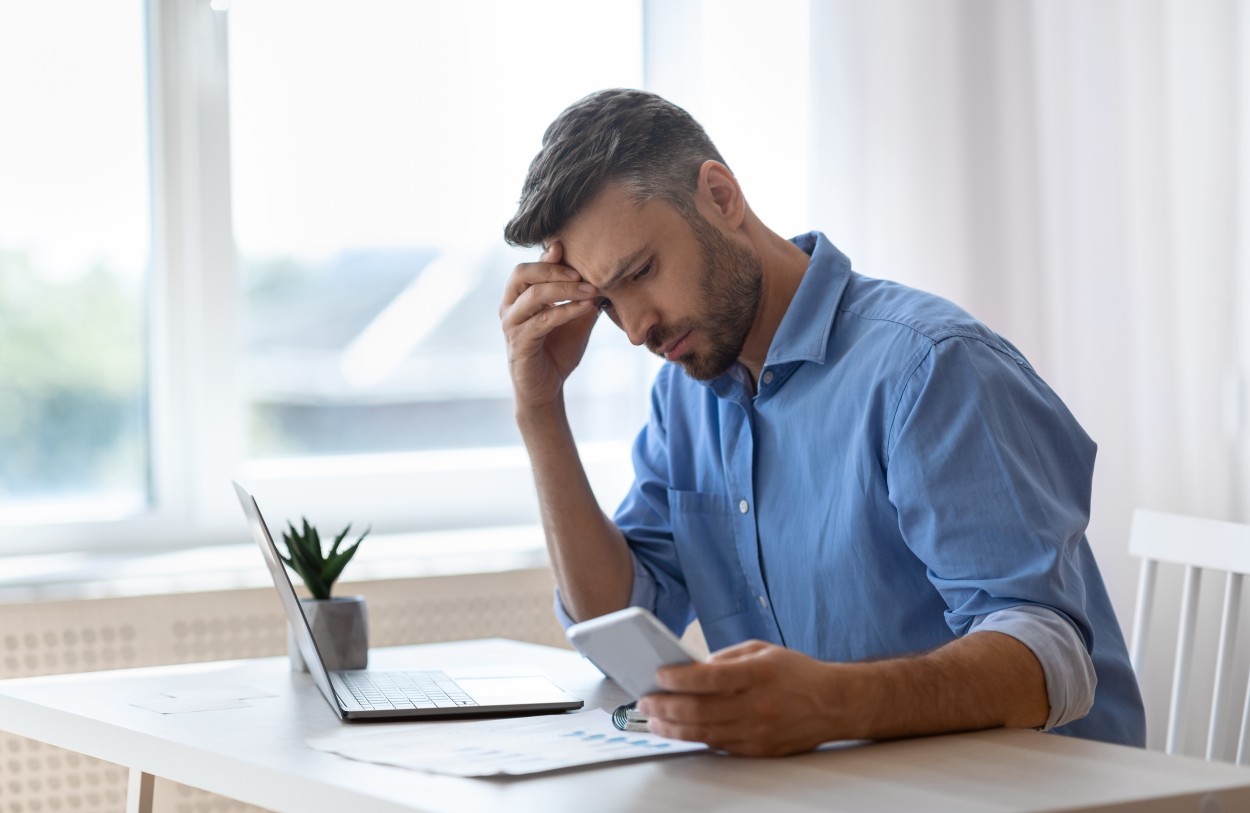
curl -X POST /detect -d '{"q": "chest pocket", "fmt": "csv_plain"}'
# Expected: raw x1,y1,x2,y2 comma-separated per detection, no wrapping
668,489,750,623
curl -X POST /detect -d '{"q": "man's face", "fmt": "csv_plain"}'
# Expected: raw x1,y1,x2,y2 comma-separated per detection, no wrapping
557,183,762,381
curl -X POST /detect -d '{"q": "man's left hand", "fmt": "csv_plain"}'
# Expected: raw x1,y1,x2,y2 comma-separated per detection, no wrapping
637,640,847,756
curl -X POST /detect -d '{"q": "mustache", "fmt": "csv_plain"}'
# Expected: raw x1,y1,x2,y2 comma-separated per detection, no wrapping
645,325,682,356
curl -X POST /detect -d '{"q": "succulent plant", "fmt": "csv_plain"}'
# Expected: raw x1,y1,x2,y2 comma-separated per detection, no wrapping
278,518,370,600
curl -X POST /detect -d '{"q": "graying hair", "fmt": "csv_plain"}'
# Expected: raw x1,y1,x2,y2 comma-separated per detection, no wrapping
503,89,726,247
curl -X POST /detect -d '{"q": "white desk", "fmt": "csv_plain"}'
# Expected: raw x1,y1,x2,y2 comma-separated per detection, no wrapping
1,639,1248,813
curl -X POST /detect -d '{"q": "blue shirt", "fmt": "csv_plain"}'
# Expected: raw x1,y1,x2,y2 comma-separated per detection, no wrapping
608,232,1145,747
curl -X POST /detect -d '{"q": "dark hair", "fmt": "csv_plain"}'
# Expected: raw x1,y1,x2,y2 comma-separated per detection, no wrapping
503,88,726,247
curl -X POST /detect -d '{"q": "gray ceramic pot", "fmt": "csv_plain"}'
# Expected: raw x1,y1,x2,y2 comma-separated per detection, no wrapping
288,595,369,672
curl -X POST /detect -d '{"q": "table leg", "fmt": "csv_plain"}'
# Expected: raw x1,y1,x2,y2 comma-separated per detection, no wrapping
126,767,155,813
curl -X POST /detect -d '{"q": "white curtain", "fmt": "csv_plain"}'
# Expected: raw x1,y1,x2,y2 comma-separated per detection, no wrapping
807,0,1248,752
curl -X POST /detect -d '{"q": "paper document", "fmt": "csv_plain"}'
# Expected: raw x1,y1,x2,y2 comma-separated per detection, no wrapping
306,709,706,777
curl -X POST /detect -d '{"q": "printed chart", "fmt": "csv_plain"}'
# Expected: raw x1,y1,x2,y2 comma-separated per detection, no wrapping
306,709,707,777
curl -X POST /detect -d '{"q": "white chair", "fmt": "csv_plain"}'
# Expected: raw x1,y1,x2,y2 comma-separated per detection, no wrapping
1129,509,1250,763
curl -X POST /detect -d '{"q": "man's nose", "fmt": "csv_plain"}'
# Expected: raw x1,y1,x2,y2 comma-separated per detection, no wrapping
618,302,656,348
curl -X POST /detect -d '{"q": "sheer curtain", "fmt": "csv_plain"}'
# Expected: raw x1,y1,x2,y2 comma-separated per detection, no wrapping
807,0,1247,751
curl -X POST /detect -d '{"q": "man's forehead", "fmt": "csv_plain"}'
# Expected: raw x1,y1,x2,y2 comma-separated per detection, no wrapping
559,237,649,291
557,223,650,288
555,183,679,285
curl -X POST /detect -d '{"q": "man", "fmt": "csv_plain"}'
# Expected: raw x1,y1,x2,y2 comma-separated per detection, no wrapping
498,88,1145,755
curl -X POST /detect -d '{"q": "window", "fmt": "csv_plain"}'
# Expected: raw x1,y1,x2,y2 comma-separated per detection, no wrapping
0,0,650,551
0,0,812,555
228,0,650,533
229,0,647,462
0,1,152,525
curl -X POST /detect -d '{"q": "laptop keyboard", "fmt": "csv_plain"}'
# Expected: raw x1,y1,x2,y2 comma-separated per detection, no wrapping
338,670,478,710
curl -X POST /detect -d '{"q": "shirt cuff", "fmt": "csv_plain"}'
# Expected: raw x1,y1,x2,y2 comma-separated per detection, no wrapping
553,553,658,630
968,605,1097,731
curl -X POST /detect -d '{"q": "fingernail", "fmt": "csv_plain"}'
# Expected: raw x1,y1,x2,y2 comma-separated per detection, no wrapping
636,700,650,715
564,269,580,280
577,283,594,292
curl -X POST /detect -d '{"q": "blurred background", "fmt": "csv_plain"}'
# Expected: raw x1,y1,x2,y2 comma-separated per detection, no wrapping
0,0,1247,760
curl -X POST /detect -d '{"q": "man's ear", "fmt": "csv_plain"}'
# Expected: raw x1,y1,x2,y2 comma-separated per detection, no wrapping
697,160,745,230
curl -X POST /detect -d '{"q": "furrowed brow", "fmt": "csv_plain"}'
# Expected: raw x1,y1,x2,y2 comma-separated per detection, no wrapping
597,245,650,293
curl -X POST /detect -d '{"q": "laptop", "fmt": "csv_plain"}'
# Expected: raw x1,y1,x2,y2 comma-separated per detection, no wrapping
232,481,584,721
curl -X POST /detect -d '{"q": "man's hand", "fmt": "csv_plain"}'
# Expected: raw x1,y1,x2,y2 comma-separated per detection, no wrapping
499,241,633,620
638,640,844,757
637,631,1050,757
499,241,600,411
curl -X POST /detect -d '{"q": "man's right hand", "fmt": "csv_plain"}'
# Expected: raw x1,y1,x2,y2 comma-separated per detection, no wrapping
499,241,601,411
499,240,634,621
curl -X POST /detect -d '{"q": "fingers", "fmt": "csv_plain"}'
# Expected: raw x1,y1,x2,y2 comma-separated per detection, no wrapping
503,279,596,323
640,690,742,726
645,718,761,754
506,301,599,360
654,643,772,694
642,703,779,755
500,241,601,350
499,254,600,346
638,644,832,757
640,642,777,749
502,263,583,309
496,240,602,406
502,240,580,310
706,639,772,662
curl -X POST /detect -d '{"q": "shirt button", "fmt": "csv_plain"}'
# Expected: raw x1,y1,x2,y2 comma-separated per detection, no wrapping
762,371,774,385
758,595,768,609
738,499,749,514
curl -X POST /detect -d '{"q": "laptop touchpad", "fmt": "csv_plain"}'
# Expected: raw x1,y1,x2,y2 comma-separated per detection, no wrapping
457,676,574,702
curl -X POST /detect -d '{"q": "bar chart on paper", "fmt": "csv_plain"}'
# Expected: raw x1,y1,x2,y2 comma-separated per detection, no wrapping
305,709,707,777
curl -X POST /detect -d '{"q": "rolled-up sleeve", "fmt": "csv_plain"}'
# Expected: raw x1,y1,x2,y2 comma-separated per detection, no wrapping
970,605,1097,729
553,553,658,629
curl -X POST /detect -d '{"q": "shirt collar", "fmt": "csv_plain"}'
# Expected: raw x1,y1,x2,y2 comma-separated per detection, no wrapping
704,232,852,398
763,231,851,367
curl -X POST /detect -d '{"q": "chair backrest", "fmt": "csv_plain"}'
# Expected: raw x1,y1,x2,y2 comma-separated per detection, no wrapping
1129,509,1250,763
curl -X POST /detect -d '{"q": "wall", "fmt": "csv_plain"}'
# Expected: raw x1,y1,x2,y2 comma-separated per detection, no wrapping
806,0,1249,753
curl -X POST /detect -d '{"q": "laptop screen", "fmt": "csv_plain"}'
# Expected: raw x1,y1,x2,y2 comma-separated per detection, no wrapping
233,481,344,715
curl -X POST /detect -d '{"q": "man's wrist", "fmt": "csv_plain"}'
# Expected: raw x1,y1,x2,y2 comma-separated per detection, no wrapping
515,397,571,439
816,661,884,741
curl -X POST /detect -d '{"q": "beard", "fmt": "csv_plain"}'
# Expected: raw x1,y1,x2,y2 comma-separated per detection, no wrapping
646,214,763,381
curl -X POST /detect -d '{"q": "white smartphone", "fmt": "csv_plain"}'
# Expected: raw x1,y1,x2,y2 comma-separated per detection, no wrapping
566,607,699,700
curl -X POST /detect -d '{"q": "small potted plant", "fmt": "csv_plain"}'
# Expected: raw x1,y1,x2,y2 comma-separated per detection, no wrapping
278,518,371,672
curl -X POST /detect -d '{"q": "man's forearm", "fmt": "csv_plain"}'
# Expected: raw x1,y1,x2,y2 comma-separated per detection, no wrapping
840,630,1049,739
518,400,633,621
642,630,1051,755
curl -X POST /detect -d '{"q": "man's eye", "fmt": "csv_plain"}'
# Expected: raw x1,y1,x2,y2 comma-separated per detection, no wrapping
633,263,653,282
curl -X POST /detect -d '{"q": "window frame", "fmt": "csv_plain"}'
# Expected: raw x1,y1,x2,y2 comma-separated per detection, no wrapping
3,0,648,556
